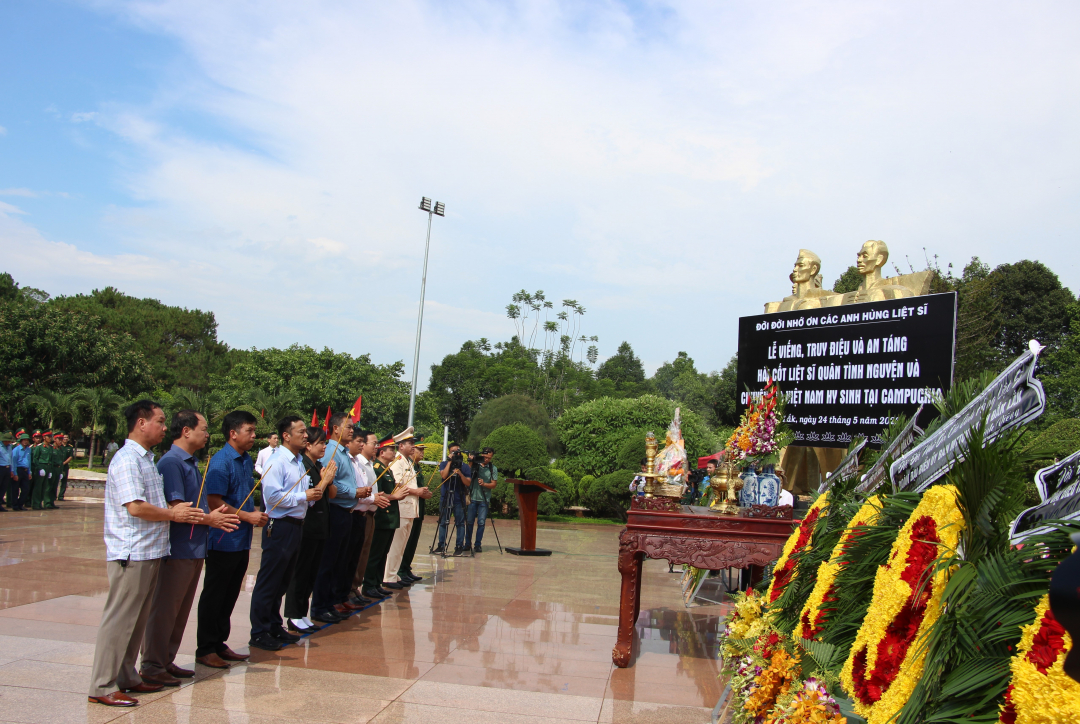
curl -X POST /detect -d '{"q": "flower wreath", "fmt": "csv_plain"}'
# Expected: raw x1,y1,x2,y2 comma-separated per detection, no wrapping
998,593,1079,724
799,495,882,640
769,678,847,724
743,648,799,722
840,485,964,724
766,493,830,605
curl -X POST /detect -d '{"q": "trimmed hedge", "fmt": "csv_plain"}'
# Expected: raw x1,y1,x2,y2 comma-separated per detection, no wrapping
582,469,636,521
555,394,716,476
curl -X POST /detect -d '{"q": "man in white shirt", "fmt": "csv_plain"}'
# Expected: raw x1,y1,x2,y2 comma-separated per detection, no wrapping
347,428,381,605
87,401,202,708
254,433,279,476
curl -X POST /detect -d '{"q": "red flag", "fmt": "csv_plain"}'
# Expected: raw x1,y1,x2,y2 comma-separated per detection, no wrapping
323,406,332,435
310,408,318,428
348,395,362,424
260,409,265,419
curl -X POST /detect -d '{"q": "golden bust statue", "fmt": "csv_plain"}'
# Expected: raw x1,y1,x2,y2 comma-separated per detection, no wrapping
844,240,914,303
764,249,841,313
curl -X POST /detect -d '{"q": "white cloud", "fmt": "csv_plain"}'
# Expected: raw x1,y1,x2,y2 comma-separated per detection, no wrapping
0,125,7,135
0,188,37,198
20,0,1080,381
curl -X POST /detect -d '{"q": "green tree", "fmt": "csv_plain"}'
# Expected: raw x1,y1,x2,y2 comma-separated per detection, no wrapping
213,345,409,435
465,394,559,454
481,423,549,477
832,265,862,294
1043,302,1080,421
0,299,152,427
49,286,232,390
988,260,1075,357
596,342,648,396
582,469,636,521
24,389,80,434
650,352,738,427
74,387,126,469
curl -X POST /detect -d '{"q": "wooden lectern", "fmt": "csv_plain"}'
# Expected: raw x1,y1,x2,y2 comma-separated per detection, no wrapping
506,479,555,556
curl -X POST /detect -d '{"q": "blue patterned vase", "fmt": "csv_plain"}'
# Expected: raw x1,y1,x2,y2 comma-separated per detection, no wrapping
756,464,781,507
738,464,758,507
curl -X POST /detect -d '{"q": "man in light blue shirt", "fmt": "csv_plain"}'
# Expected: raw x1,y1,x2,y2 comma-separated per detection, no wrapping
0,432,12,512
311,412,359,621
10,431,32,511
249,416,329,651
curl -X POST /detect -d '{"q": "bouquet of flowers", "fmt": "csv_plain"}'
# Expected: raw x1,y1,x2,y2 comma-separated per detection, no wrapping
725,377,793,465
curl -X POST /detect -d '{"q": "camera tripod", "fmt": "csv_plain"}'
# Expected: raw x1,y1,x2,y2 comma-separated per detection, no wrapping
427,468,504,557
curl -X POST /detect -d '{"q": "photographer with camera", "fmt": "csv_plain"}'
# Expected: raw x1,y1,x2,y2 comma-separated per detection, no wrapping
435,443,471,556
464,447,497,553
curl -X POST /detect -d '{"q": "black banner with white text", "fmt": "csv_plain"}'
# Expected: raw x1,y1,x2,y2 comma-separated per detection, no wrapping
736,293,957,448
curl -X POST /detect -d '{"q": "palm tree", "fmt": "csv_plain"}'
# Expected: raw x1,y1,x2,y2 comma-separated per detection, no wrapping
24,389,80,434
247,387,300,426
74,387,125,469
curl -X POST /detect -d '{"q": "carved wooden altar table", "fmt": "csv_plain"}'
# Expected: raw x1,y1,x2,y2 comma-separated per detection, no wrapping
612,498,796,667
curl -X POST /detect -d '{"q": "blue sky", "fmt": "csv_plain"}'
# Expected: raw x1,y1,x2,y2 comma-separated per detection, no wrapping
2,0,1079,389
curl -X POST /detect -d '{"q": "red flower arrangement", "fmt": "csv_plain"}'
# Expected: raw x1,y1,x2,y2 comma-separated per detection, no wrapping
850,516,940,704
998,596,1077,724
767,502,824,604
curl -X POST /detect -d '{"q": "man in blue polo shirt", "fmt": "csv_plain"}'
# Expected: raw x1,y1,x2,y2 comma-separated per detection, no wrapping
10,430,32,511
139,410,239,686
310,411,358,622
194,410,267,668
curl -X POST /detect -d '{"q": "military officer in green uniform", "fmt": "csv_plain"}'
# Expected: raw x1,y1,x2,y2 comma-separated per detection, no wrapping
58,434,73,501
361,435,405,599
46,432,62,508
30,430,49,509
41,431,59,509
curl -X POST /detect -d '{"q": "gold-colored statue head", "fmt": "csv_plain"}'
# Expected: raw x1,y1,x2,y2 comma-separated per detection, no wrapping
856,240,889,276
792,249,822,285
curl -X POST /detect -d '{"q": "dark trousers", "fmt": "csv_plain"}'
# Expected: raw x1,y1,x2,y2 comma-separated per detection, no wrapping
0,466,8,509
284,536,325,619
12,468,30,509
335,512,366,602
311,506,351,614
196,548,249,658
59,465,69,500
250,517,302,638
364,528,396,590
438,490,466,549
399,516,423,577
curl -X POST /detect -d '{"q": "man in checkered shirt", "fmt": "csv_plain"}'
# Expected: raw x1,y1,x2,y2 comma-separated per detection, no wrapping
87,400,203,708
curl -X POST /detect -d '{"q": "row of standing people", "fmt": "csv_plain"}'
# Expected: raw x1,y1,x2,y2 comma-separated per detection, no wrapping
85,402,437,708
0,428,73,511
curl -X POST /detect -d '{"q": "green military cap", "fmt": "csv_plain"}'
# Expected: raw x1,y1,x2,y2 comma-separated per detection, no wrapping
18,433,30,441
0,432,11,442
32,429,42,436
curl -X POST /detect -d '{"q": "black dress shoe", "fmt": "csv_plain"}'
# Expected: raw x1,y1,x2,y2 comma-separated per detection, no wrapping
288,620,318,634
311,609,344,623
382,581,404,590
249,634,284,651
407,573,425,582
272,628,301,644
348,594,373,607
362,587,388,599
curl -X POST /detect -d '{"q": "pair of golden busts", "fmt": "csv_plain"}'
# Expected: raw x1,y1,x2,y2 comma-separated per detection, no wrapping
764,241,931,313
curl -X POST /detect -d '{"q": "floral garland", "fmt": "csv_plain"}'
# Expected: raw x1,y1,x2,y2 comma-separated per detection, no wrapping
726,377,793,465
723,589,767,659
799,495,882,640
840,485,965,724
998,594,1079,723
766,494,830,605
744,648,799,722
766,678,846,724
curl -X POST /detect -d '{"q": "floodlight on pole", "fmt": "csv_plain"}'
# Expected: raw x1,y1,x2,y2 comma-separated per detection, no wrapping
407,197,444,429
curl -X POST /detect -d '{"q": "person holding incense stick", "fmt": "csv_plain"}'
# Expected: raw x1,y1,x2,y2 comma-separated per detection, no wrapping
285,426,336,633
249,416,332,651
195,410,266,669
140,410,239,686
362,435,407,599
87,401,203,708
310,411,360,623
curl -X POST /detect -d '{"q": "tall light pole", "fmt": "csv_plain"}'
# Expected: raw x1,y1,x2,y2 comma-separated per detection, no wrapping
408,197,445,429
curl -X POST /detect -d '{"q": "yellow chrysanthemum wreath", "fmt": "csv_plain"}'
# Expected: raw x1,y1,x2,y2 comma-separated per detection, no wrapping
765,493,830,605
998,594,1079,724
840,485,965,724
799,495,883,641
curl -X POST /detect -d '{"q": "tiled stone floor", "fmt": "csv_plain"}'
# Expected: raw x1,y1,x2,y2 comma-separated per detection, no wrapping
0,491,729,723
